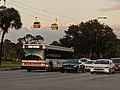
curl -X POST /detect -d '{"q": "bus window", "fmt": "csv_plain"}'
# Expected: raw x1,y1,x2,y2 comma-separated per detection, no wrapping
23,55,42,60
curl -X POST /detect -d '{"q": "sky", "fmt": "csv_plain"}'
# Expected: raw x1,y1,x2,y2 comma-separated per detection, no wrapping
0,0,120,44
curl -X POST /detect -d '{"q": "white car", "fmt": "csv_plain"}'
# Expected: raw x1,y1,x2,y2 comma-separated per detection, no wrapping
84,60,96,71
90,59,115,74
79,58,91,64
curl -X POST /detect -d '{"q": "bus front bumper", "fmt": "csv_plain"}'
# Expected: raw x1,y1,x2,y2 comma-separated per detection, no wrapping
21,66,46,70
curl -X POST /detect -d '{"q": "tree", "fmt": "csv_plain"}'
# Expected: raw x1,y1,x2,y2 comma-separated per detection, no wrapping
16,38,24,60
20,34,44,44
59,19,117,58
33,35,44,44
0,6,22,65
3,39,17,61
50,41,61,46
23,34,34,44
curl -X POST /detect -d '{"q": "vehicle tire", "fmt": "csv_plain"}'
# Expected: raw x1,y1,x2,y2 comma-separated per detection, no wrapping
60,68,64,73
112,69,115,74
75,67,79,73
61,70,64,73
91,72,94,74
81,68,85,73
112,71,115,74
68,71,70,73
108,68,112,74
48,61,53,72
80,65,85,73
96,72,99,74
48,65,53,72
27,69,31,72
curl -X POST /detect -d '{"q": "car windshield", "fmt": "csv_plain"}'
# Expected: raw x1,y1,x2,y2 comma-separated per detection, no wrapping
94,60,109,64
80,59,87,62
112,59,120,63
85,61,94,64
64,60,78,64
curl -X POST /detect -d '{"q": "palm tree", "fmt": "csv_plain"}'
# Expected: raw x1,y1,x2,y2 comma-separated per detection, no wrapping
0,6,22,65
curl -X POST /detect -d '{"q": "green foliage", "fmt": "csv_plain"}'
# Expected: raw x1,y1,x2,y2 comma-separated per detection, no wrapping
20,34,44,44
0,6,22,65
50,41,61,46
3,39,17,61
59,19,118,58
0,61,21,68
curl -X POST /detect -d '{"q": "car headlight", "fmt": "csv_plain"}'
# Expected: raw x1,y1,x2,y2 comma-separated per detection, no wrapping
73,65,78,68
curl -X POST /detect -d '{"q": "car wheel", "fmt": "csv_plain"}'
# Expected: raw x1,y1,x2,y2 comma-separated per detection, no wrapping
112,69,115,74
61,70,64,73
75,67,79,73
108,68,112,74
68,71,70,73
81,68,85,73
96,72,99,74
27,69,31,72
112,71,115,74
91,72,94,74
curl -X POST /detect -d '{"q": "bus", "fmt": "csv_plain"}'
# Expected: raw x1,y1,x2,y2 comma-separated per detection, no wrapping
21,44,74,72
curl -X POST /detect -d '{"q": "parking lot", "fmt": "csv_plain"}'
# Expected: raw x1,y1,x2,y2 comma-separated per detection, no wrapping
0,70,120,90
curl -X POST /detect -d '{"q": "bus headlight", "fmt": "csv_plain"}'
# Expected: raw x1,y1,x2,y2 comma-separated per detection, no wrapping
22,63,25,65
41,63,45,66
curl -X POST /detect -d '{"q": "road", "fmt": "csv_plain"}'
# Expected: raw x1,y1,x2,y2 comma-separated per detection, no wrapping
0,70,120,90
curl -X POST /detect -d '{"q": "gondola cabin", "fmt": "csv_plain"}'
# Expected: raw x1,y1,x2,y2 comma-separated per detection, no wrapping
33,17,41,29
33,22,41,28
51,23,58,30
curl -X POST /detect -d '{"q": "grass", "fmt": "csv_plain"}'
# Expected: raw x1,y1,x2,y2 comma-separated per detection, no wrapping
0,61,21,68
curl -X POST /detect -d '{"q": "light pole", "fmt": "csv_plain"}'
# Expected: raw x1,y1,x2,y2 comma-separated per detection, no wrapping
95,16,107,58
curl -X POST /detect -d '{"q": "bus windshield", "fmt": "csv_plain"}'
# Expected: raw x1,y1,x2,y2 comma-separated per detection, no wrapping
24,55,42,60
23,48,45,60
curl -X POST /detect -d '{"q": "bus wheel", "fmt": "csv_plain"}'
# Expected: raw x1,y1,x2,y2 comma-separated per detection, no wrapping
47,65,53,72
27,69,31,72
48,61,53,72
60,68,64,73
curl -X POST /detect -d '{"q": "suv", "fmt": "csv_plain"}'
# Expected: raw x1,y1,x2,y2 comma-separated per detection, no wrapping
60,59,85,73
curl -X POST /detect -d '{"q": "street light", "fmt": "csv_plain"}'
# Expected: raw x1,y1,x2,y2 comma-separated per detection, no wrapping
97,16,107,19
95,16,107,58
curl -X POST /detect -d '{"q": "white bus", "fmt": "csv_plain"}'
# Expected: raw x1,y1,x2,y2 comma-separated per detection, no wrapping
21,44,74,72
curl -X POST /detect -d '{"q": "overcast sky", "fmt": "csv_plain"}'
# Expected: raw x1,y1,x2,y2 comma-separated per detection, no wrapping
0,0,120,44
